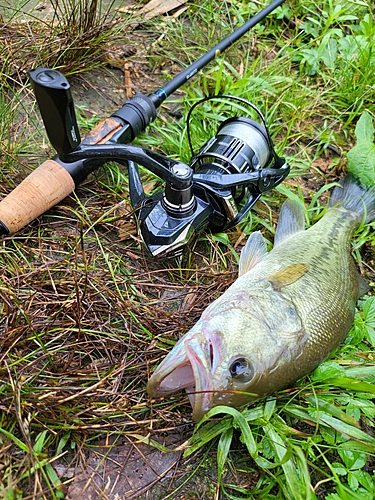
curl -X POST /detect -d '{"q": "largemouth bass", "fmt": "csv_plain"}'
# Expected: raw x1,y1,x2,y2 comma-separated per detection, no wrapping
147,177,375,421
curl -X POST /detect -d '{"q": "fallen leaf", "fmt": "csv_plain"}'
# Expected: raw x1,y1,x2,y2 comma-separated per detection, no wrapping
66,433,184,500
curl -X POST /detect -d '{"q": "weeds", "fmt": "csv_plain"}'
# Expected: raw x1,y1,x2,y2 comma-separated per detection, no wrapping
0,0,375,498
0,0,131,89
347,111,375,186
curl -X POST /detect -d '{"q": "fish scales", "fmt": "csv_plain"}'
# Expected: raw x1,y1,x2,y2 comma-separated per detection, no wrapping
147,176,375,421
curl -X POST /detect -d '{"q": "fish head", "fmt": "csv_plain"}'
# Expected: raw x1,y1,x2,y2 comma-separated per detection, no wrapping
147,288,303,421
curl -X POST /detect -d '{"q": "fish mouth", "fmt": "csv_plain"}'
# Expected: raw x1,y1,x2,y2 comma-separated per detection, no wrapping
147,331,224,421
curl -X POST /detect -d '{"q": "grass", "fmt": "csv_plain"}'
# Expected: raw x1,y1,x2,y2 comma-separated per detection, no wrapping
0,0,131,90
0,0,375,498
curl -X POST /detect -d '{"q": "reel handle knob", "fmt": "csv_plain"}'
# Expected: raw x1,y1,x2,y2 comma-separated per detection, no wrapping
28,68,81,158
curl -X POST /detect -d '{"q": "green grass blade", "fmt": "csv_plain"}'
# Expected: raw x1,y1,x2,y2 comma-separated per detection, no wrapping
0,428,29,453
217,426,234,484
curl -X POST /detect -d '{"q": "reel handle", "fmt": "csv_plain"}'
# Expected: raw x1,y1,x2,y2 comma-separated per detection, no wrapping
28,68,81,158
0,71,119,236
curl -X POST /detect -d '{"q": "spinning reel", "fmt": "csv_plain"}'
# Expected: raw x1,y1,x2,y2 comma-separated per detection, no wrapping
0,0,289,257
131,97,289,256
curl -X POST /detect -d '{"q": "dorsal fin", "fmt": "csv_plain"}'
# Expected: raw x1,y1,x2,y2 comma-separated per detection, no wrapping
239,231,268,276
274,199,306,247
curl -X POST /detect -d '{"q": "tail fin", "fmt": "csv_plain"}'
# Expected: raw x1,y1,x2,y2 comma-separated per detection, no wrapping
329,175,375,224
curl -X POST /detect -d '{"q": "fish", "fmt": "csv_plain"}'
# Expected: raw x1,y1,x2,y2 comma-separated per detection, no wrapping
146,176,375,421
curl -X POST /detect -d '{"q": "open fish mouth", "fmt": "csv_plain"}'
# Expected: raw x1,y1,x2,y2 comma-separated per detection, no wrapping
147,331,225,421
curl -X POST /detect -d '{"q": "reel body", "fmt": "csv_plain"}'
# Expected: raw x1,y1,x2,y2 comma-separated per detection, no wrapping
128,96,289,256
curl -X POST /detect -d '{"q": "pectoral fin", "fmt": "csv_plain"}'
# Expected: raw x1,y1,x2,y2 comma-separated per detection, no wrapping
268,263,308,289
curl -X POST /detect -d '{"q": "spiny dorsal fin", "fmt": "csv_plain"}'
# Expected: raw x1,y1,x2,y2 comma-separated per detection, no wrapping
239,231,268,276
274,199,306,247
268,263,308,289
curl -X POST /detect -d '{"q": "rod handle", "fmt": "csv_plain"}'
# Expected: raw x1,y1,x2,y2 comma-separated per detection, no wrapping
0,159,75,234
0,118,123,236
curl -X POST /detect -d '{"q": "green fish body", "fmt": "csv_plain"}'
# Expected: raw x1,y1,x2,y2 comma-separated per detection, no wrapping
147,177,375,421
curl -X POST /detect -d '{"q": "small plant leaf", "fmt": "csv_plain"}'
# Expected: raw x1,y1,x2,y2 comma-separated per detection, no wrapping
332,462,347,476
311,361,345,381
347,112,375,186
347,141,375,186
338,449,367,470
33,430,48,455
217,427,233,484
343,363,375,380
318,414,375,445
350,469,375,494
305,396,359,427
354,112,375,143
263,398,277,421
0,428,29,453
263,423,307,500
184,417,233,457
327,376,375,394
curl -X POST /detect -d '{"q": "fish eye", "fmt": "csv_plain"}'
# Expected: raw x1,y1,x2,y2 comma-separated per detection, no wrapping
229,357,254,382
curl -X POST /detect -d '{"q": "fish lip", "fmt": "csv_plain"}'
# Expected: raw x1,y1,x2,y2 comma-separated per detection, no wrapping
184,337,213,420
146,344,193,398
183,330,225,421
147,329,225,421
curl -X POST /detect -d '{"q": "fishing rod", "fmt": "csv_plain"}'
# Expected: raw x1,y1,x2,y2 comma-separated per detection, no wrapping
0,0,289,257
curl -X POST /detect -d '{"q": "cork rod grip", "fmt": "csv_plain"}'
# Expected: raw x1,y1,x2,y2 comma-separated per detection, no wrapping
0,159,75,234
